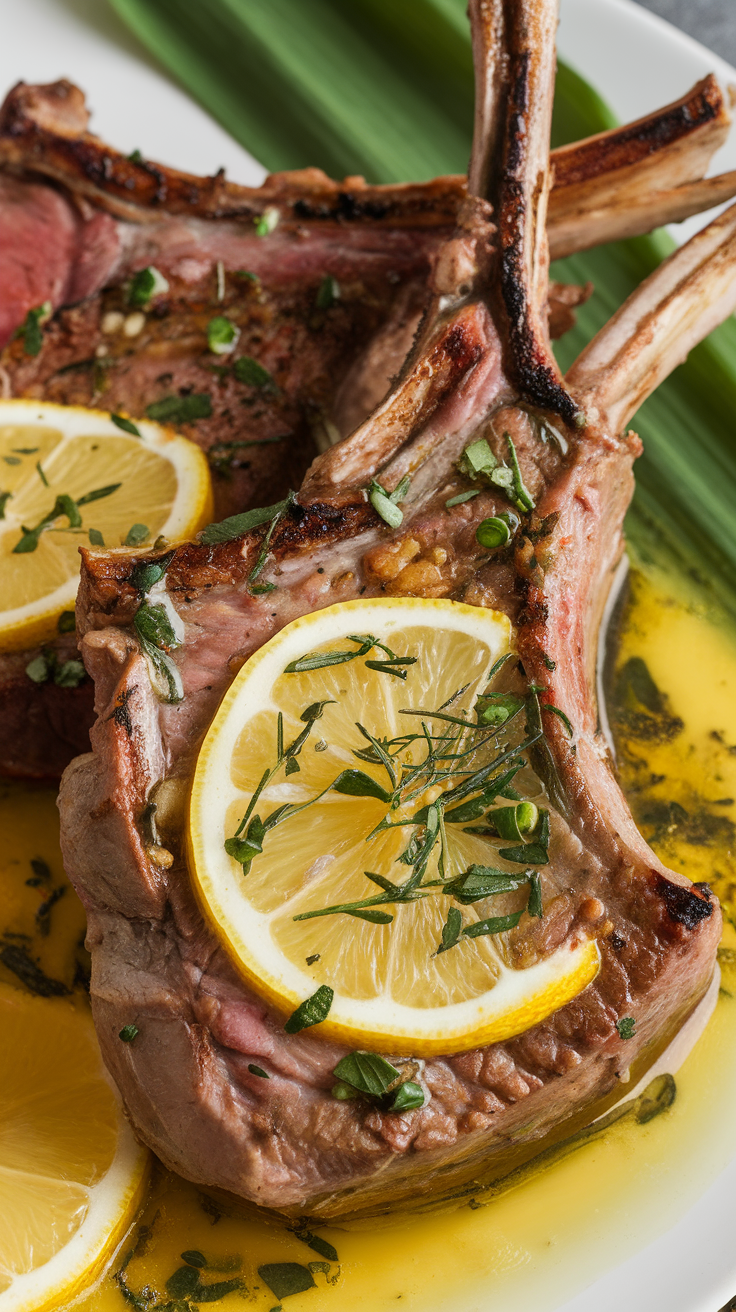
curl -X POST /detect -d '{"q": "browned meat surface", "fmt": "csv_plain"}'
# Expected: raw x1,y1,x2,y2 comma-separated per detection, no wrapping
57,0,729,1220
1,66,735,782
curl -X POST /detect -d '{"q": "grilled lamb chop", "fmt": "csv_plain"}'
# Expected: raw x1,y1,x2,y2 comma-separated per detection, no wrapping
58,0,730,1220
1,72,735,782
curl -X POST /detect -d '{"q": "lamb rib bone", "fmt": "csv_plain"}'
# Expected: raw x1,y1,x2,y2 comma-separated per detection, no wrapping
58,0,727,1219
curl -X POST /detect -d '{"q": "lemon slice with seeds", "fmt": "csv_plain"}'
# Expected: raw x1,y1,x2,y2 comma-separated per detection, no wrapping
188,598,600,1057
0,984,149,1311
0,399,212,651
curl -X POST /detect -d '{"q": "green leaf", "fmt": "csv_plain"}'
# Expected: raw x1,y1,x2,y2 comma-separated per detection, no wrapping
145,393,212,424
446,489,481,508
284,634,374,672
25,654,50,684
57,610,76,634
165,1265,200,1298
180,1251,208,1269
316,275,340,308
476,516,512,549
345,907,393,923
15,301,51,356
284,984,334,1033
460,437,497,478
527,871,543,918
504,433,535,512
200,496,290,545
208,315,240,354
88,528,104,546
617,1016,637,1040
257,1264,315,1300
233,355,274,387
134,602,179,650
332,1050,401,1097
0,490,11,518
462,911,523,939
437,905,462,954
389,1080,425,1112
130,551,175,594
331,769,391,802
293,1232,339,1263
53,659,86,688
543,704,575,737
119,1024,139,1042
369,480,403,528
125,523,149,546
129,265,168,307
450,866,529,904
111,413,141,436
78,483,123,505
248,1063,269,1077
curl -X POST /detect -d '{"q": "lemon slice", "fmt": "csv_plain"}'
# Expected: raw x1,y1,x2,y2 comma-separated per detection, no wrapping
189,598,600,1057
0,399,213,650
0,984,149,1311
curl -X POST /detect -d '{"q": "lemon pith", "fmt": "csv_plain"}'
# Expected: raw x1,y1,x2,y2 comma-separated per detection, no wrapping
0,985,149,1311
188,598,600,1057
0,399,213,651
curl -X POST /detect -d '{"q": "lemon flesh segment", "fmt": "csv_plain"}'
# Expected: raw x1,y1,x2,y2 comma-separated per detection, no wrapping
0,985,148,1312
0,399,213,650
189,597,601,1058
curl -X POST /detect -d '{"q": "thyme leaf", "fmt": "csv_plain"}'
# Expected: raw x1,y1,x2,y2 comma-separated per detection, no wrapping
284,985,333,1033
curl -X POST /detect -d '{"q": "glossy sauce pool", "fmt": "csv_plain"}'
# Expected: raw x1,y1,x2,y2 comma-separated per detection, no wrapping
2,564,735,1312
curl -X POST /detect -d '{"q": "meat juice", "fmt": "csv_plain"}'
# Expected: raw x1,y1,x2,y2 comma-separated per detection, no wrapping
1,565,735,1312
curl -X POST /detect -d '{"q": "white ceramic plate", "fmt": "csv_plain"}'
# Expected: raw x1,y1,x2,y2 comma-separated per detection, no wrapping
2,3,735,1310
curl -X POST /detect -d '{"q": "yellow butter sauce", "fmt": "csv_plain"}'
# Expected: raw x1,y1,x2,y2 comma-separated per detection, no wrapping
1,563,735,1312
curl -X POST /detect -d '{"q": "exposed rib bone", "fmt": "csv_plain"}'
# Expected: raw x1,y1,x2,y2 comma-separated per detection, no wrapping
568,199,736,432
1,74,733,257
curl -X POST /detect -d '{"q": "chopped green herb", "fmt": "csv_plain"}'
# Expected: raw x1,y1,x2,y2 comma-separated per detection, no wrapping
0,943,68,997
252,581,277,595
475,690,524,726
181,1250,207,1268
293,1231,339,1263
248,1064,269,1078
389,1080,425,1112
437,905,463,954
249,490,295,587
284,632,375,673
134,602,179,651
119,1024,139,1042
13,493,81,553
306,953,320,965
331,769,392,802
14,301,52,356
11,447,39,454
128,148,143,163
165,1265,200,1298
3,456,20,466
208,315,240,355
543,655,556,671
476,515,512,549
617,1016,636,1040
145,393,212,425
498,808,550,865
125,523,149,546
88,528,104,546
0,490,11,518
128,265,169,307
446,489,481,508
527,871,543,918
200,494,293,545
504,433,535,512
25,655,49,684
284,984,333,1033
234,269,259,281
332,1051,402,1098
111,413,141,436
232,354,274,388
368,476,409,528
54,659,85,688
316,275,340,308
258,1264,315,1300
77,483,122,505
254,207,280,237
462,911,523,939
460,437,497,478
35,460,49,487
57,610,76,634
130,551,175,595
